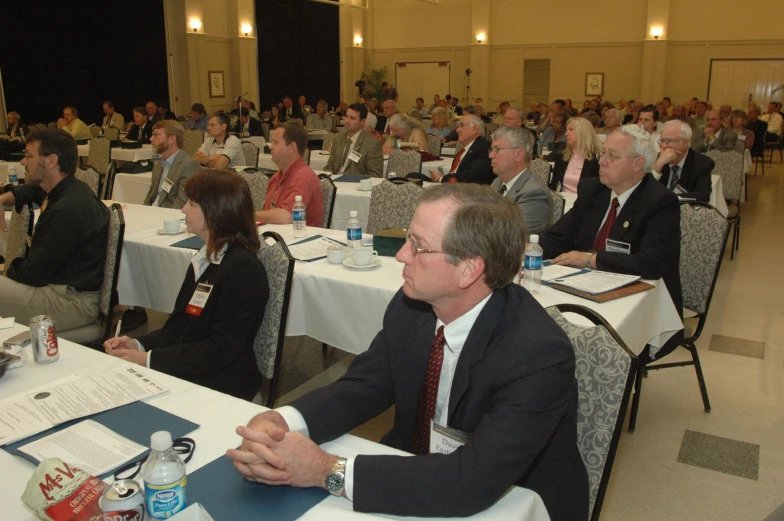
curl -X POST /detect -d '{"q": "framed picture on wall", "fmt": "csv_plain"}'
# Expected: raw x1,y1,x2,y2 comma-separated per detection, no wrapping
208,71,225,98
585,73,604,97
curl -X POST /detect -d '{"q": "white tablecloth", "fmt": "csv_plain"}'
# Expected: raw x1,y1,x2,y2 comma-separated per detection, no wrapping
0,324,549,521
258,152,451,179
112,172,152,203
77,143,154,162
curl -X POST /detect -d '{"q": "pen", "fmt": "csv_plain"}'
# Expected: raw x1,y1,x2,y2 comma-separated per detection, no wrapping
115,320,122,338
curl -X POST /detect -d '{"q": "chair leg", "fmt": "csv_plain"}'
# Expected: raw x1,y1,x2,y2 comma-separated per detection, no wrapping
628,362,646,433
685,343,712,413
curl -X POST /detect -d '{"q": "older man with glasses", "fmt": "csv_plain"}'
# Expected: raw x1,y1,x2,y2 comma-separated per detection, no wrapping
651,120,713,202
430,115,494,184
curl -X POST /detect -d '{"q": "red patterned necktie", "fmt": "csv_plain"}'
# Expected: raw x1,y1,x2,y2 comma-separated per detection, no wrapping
592,197,619,252
449,149,465,173
411,326,446,455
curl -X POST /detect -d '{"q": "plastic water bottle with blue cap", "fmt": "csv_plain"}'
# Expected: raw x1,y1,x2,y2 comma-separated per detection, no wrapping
140,430,187,519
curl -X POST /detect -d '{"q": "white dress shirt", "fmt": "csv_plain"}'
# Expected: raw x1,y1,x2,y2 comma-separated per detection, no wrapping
597,179,643,233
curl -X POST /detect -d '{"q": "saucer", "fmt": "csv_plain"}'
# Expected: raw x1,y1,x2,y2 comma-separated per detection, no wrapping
157,227,185,235
356,186,373,192
343,258,380,269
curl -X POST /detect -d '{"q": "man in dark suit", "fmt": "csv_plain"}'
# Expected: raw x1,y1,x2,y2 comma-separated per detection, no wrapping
541,125,683,360
228,183,588,521
156,102,177,121
0,111,28,158
430,115,495,184
652,120,713,202
281,95,303,122
124,107,154,144
231,108,264,136
375,100,399,134
746,105,768,158
694,110,737,152
145,101,162,124
450,96,463,116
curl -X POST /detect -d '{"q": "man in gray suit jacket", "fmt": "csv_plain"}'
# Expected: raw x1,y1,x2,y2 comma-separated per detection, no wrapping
489,126,552,235
694,109,738,153
324,103,383,177
143,120,201,209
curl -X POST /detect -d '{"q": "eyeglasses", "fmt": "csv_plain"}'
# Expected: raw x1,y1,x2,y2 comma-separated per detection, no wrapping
406,232,446,257
657,138,686,146
598,152,641,163
490,146,521,155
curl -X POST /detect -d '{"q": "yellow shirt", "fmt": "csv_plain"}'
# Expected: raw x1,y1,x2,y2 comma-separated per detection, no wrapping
63,118,93,141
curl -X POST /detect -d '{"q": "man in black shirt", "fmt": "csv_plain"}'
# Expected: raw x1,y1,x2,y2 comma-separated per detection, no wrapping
0,129,109,330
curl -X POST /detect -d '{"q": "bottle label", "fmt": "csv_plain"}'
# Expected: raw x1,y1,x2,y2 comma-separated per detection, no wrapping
145,476,187,518
347,227,362,241
524,254,542,270
293,209,305,222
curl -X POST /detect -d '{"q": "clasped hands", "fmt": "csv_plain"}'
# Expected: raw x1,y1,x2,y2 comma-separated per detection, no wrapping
103,336,148,366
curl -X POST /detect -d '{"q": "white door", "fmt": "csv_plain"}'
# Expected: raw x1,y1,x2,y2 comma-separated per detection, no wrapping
395,62,450,113
709,60,784,109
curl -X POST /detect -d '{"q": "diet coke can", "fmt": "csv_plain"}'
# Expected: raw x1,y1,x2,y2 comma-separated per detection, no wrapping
29,315,59,363
100,480,145,521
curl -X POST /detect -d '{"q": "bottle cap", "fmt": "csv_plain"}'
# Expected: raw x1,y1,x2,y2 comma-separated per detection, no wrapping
150,430,173,451
529,234,539,243
349,210,357,217
295,195,302,201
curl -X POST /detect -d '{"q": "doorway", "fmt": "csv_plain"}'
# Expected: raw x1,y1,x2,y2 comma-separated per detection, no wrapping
708,59,784,108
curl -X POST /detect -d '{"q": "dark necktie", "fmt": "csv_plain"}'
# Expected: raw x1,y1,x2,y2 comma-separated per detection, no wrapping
668,165,681,190
411,326,446,456
592,197,620,252
339,137,353,171
449,149,465,174
499,184,507,195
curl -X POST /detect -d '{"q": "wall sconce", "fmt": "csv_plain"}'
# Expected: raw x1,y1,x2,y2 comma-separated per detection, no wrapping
241,24,252,36
476,32,486,44
354,35,363,47
650,26,663,39
189,19,202,33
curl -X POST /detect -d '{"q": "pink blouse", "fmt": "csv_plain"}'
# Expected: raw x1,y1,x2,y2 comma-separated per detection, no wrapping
562,153,585,194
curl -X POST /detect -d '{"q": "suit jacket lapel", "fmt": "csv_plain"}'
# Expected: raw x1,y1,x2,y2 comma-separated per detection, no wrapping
585,186,611,244
510,169,532,197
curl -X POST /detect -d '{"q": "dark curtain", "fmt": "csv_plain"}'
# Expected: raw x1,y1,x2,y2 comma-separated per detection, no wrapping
255,0,340,113
0,0,169,126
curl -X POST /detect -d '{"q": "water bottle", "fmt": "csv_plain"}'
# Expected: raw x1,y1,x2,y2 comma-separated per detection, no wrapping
346,210,362,251
521,234,543,294
8,165,19,186
152,154,161,162
536,133,544,158
293,195,306,238
140,431,187,519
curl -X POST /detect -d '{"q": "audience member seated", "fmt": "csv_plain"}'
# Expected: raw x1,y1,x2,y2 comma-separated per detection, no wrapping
760,102,782,139
383,114,427,154
600,108,623,135
265,104,285,130
0,129,109,329
668,104,694,128
0,111,27,158
718,104,732,125
537,99,565,133
564,98,578,117
622,101,644,125
157,102,177,121
256,123,323,226
730,109,754,151
581,99,600,116
450,96,463,116
363,113,385,144
541,124,683,360
655,101,669,121
474,104,492,123
281,95,303,122
144,120,201,209
692,101,708,132
125,107,154,144
428,94,440,115
549,117,601,193
194,113,245,168
695,109,738,152
232,108,264,137
652,120,713,202
580,111,601,132
489,126,552,235
146,101,162,124
425,107,453,140
335,100,349,118
541,110,568,149
228,182,589,521
493,101,510,125
637,105,661,151
105,168,268,401
183,103,209,131
56,106,92,141
376,100,399,134
430,115,494,184
324,103,383,177
306,100,335,131
746,104,768,158
298,96,314,120
410,97,427,119
526,102,539,124
100,101,125,131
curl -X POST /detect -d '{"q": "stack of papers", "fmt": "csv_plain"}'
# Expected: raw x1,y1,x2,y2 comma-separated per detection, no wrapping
287,235,346,261
550,271,641,295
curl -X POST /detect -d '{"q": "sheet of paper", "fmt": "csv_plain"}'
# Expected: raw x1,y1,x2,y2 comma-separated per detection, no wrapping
17,419,146,476
541,264,582,282
551,270,640,295
26,367,169,426
0,317,15,329
287,235,346,261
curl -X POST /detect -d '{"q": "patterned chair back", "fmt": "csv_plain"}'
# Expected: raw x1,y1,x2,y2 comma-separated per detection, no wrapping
3,205,33,273
485,122,498,137
303,149,311,165
238,171,269,211
75,167,102,198
261,122,271,141
241,142,260,168
104,127,120,140
679,202,730,315
733,140,746,154
321,132,336,151
546,305,636,521
183,129,205,155
425,134,442,156
366,180,422,234
550,190,566,225
318,174,337,228
87,137,111,175
705,149,743,201
387,149,422,179
529,158,551,186
254,232,295,407
89,125,101,138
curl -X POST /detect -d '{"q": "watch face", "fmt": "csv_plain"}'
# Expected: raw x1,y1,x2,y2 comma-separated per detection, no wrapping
326,473,344,492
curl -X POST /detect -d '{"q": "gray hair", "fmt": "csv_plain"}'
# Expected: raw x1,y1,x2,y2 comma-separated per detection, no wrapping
605,108,623,122
662,119,693,141
389,113,410,131
384,100,397,110
463,114,485,137
616,124,658,172
364,113,378,132
505,106,524,121
491,125,534,160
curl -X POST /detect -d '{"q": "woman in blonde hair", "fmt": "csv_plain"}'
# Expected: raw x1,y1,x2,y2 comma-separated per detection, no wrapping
549,117,602,193
425,106,453,141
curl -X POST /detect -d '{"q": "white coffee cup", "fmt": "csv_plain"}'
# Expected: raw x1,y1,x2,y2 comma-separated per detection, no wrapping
163,218,181,233
351,247,378,266
326,248,347,264
359,178,373,190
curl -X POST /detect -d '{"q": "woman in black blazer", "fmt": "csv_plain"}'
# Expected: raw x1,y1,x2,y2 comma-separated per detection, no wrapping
105,169,269,401
548,117,602,193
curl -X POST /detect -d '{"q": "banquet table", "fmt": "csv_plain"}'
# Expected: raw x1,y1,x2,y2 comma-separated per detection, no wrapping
0,324,550,521
77,143,155,162
258,151,451,178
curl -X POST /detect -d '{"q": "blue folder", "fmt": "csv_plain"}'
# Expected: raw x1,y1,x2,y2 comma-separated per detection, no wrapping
187,452,328,521
332,174,367,183
171,235,205,250
3,401,199,479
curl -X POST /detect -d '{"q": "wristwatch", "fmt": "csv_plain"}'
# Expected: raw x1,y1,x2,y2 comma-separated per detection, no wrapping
585,251,596,269
325,457,347,496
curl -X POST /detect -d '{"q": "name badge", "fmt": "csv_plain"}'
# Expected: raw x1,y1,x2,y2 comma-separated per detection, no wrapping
673,184,687,195
161,177,174,194
606,239,631,255
186,283,213,316
429,421,471,455
349,150,362,163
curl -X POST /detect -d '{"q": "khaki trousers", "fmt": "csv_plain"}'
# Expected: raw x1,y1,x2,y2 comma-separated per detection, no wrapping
0,277,99,330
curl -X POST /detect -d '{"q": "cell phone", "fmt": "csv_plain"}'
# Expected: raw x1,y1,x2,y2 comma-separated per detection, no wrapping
3,331,31,349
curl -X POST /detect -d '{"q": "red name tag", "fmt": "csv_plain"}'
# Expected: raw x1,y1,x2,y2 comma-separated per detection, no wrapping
186,283,213,316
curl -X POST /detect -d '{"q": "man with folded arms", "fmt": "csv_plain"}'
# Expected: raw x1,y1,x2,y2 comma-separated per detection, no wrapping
56,106,92,141
0,129,108,329
255,122,323,226
651,120,713,202
305,100,335,132
323,103,383,177
430,115,494,184
540,124,682,360
229,183,588,521
695,110,737,152
760,101,782,140
125,107,154,144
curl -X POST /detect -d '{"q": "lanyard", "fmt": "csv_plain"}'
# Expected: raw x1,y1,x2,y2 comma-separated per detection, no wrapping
113,437,196,481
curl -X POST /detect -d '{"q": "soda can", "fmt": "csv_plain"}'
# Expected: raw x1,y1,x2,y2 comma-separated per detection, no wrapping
100,480,145,521
29,315,59,364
